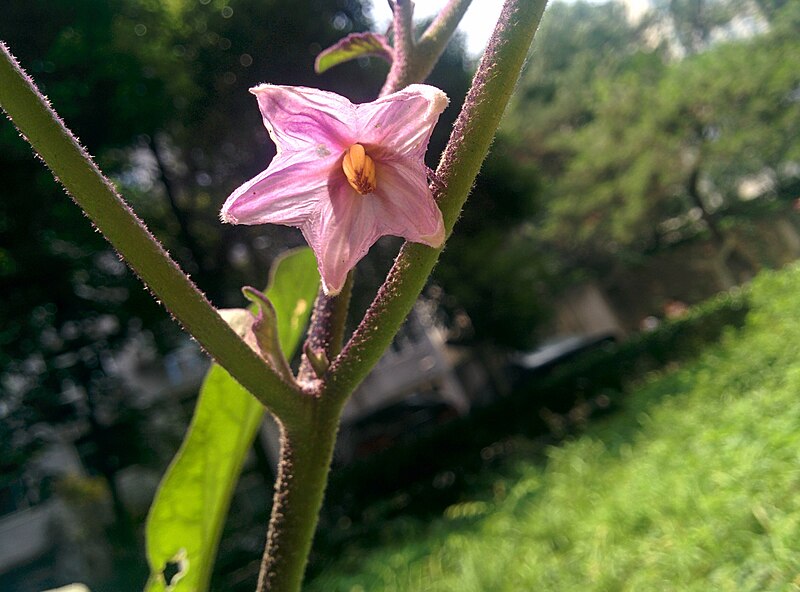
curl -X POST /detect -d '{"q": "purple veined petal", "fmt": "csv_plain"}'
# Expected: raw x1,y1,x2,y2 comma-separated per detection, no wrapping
356,84,449,161
251,85,357,154
371,159,445,248
220,151,341,226
301,180,384,295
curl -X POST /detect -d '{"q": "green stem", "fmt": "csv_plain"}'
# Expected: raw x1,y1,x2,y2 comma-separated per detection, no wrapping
416,0,473,77
393,0,416,57
327,0,549,404
0,42,302,422
256,399,342,592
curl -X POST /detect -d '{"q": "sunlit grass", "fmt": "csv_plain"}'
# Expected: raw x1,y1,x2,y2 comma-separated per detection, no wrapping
308,264,800,591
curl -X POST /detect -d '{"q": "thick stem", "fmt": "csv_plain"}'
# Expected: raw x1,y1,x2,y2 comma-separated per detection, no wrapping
256,401,341,592
0,42,301,421
327,0,549,404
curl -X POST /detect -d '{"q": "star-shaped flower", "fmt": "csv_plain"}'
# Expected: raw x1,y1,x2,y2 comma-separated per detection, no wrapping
220,84,449,295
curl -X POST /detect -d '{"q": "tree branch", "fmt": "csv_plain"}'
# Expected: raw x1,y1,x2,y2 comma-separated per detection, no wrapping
149,135,206,278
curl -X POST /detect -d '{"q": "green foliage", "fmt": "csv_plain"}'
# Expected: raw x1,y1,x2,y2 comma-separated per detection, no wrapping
504,0,800,282
651,0,750,54
144,248,318,592
308,262,800,591
0,0,184,472
507,0,644,144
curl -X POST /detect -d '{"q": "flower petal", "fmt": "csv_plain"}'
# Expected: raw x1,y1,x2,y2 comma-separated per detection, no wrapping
356,84,449,160
221,83,450,293
251,84,356,154
372,159,445,248
221,151,340,226
301,180,384,295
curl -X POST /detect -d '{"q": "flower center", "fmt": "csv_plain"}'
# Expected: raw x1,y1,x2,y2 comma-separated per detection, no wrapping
342,144,377,195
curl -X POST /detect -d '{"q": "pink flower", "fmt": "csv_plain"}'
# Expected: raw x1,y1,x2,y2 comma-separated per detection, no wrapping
220,84,449,295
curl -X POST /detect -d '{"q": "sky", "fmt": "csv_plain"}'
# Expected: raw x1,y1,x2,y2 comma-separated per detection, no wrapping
367,0,653,55
367,1,504,55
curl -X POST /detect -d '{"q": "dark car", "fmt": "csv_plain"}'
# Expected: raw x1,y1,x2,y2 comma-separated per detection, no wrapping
509,332,618,383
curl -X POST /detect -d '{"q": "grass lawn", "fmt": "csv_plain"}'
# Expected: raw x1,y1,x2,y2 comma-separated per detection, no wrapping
307,265,800,591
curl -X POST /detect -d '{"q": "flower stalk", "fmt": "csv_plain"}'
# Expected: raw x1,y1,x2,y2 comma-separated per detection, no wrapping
297,277,352,384
417,0,474,74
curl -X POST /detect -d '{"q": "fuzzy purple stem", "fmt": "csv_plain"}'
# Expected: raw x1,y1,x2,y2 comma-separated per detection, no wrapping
417,0,473,63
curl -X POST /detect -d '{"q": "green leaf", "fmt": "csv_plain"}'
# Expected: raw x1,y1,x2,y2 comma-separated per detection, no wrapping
314,32,392,74
144,248,319,592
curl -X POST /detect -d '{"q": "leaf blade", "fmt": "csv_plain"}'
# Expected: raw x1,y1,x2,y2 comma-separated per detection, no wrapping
314,32,393,74
144,248,319,592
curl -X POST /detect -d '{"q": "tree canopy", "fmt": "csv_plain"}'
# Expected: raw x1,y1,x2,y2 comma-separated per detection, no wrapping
501,0,799,288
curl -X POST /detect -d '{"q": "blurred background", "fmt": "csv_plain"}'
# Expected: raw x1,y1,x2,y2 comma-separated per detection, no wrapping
1,0,799,590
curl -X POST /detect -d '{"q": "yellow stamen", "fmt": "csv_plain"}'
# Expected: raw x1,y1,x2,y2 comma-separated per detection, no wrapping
342,143,377,195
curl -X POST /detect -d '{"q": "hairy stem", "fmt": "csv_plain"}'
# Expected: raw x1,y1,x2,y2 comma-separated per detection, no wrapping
416,0,473,79
0,42,302,422
256,400,342,592
393,0,415,56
